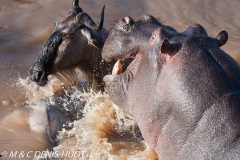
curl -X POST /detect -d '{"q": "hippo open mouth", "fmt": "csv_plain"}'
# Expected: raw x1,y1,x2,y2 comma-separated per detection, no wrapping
103,52,142,120
103,22,142,78
102,15,166,89
102,15,162,100
111,52,141,74
104,54,140,84
103,51,142,104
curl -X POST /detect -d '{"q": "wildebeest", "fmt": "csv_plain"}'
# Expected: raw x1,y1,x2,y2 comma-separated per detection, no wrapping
29,91,85,146
29,0,114,92
27,0,134,147
103,15,240,159
28,0,113,146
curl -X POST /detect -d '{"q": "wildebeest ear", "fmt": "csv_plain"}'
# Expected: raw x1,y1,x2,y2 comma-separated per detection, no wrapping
215,30,228,47
161,39,176,55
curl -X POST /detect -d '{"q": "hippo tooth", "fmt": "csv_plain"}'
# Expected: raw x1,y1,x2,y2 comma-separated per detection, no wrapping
112,60,122,75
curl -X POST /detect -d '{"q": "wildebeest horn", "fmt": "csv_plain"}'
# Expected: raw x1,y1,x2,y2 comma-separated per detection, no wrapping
71,0,83,13
93,5,105,31
73,0,79,7
76,5,105,31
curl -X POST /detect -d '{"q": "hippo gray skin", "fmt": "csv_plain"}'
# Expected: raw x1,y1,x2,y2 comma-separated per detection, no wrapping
29,0,116,92
102,15,240,90
102,16,240,159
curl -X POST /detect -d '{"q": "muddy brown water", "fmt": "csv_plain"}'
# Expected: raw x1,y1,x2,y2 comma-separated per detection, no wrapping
0,0,240,159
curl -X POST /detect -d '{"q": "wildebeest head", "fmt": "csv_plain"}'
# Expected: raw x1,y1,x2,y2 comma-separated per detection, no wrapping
29,0,108,86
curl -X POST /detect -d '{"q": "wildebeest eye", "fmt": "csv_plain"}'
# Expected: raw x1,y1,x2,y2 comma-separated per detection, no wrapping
123,25,129,32
69,27,77,36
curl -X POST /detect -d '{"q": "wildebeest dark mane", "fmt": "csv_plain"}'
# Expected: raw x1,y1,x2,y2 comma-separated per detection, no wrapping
32,30,64,72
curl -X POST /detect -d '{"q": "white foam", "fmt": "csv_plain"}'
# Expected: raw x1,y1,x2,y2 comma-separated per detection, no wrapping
28,100,48,133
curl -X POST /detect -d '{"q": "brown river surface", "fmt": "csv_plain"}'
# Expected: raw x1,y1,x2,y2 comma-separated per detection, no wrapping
0,0,240,159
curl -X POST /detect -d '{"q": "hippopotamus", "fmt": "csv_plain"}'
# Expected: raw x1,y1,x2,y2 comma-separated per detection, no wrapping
102,15,240,159
102,15,240,90
29,0,111,92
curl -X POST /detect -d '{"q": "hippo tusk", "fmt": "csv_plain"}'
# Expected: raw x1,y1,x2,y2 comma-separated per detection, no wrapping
125,113,134,120
112,60,122,75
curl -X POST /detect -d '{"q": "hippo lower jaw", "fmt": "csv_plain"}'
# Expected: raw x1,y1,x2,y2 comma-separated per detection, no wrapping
104,52,142,81
103,53,142,109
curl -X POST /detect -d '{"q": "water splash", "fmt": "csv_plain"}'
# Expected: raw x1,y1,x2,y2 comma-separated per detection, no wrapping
52,91,157,160
16,76,64,105
1,76,157,159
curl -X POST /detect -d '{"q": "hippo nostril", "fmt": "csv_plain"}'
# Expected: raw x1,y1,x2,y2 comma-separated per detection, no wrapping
124,17,130,24
122,17,134,26
122,17,130,23
122,18,127,23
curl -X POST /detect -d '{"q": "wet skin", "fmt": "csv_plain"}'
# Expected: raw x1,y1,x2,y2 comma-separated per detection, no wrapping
27,1,133,148
29,0,113,91
28,0,108,148
102,15,240,91
103,15,240,159
28,0,109,147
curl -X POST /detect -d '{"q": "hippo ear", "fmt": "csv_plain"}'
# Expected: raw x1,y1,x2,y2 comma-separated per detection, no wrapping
215,30,228,47
161,39,177,55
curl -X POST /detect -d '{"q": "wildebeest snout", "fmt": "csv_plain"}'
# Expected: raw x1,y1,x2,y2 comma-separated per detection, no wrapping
29,66,48,86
